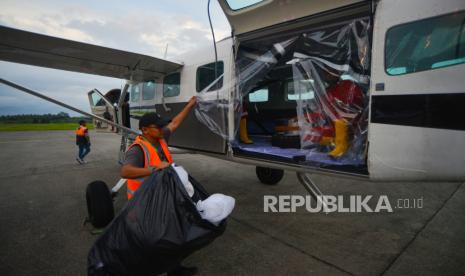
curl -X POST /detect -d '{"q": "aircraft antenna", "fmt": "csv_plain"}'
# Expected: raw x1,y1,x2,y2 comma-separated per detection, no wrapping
207,0,218,92
164,44,169,59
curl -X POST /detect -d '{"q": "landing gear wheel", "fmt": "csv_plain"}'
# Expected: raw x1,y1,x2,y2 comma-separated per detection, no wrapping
256,166,284,185
86,181,114,228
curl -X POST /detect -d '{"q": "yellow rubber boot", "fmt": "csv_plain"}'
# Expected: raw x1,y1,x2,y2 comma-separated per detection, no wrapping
239,117,253,144
328,119,349,157
320,136,334,146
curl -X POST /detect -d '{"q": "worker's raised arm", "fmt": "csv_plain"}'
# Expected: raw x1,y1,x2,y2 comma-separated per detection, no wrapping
166,96,196,133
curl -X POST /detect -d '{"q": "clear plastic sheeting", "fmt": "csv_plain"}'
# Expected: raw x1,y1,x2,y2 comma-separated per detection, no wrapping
293,18,370,165
194,73,232,140
233,17,371,168
236,37,298,99
194,37,298,141
195,17,371,168
292,58,368,165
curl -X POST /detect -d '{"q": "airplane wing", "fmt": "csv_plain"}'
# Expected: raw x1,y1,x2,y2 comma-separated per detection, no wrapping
0,25,182,82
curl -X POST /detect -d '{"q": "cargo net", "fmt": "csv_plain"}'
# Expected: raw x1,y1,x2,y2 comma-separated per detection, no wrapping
195,18,371,167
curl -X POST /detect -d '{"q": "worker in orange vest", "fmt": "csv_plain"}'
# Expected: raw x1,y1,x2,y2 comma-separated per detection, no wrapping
120,97,198,276
76,120,91,164
120,96,197,200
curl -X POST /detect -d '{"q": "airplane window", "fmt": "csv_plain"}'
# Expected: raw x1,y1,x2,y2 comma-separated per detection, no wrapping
163,72,180,97
142,81,156,100
91,92,106,106
249,88,268,102
286,79,314,101
196,61,224,92
130,84,140,102
432,57,465,68
386,67,406,75
386,10,465,75
226,0,264,11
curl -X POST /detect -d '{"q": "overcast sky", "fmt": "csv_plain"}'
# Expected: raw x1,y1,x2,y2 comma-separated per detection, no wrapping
0,0,231,116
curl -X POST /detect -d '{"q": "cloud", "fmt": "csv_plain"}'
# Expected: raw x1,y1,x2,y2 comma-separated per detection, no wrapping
0,61,123,116
140,23,212,58
0,0,231,115
0,5,99,43
62,10,228,59
1,1,230,58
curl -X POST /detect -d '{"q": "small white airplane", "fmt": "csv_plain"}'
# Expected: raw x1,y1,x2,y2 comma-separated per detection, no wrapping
1,0,465,226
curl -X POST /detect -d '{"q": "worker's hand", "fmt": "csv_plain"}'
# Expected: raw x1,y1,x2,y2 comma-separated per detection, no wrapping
187,96,197,107
157,161,171,170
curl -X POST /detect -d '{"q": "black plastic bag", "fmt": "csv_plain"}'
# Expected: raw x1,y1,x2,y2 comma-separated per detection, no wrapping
88,167,227,276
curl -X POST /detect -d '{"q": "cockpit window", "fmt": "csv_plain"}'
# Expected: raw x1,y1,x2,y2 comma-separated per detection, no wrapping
130,84,140,102
163,72,181,97
142,81,156,100
225,0,264,11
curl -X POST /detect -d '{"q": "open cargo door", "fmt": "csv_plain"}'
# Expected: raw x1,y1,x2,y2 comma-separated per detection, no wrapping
217,0,367,37
368,0,465,181
228,2,372,176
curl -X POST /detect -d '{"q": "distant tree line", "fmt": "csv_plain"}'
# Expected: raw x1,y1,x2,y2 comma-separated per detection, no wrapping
0,112,91,124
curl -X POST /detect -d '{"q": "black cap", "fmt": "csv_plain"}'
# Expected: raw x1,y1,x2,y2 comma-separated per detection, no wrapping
79,120,86,125
139,112,171,129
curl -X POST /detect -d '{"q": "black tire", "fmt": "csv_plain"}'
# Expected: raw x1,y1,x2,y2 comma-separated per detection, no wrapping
86,181,114,228
256,166,284,185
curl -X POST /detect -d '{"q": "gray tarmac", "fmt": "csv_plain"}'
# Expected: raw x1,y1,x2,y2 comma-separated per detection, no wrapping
0,130,464,276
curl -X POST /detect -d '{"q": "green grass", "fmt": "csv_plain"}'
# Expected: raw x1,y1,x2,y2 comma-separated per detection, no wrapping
0,123,94,131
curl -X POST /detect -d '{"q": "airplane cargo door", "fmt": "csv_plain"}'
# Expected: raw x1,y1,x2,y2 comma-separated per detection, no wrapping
217,0,365,37
368,0,465,181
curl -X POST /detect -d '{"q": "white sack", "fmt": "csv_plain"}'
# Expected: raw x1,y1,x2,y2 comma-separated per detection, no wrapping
172,165,195,197
196,194,235,225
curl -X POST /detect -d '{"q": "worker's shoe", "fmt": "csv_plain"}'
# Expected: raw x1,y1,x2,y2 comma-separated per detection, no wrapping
239,117,253,144
328,119,349,158
76,157,83,164
167,265,198,276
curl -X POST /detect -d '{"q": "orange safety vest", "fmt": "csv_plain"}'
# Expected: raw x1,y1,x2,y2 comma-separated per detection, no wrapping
126,135,173,199
75,126,87,136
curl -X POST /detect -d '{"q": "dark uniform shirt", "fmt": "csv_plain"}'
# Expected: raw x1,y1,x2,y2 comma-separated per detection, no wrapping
123,127,171,167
